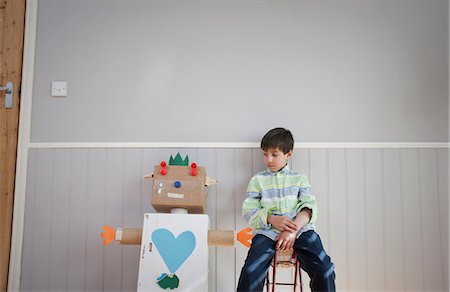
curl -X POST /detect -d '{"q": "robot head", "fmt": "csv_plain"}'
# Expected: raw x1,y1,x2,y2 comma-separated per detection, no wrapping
150,154,209,214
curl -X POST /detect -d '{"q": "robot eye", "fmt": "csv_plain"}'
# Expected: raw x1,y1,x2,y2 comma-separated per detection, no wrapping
190,162,197,176
160,161,167,175
174,181,182,188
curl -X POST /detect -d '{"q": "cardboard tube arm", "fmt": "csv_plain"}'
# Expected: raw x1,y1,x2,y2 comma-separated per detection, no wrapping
118,227,142,245
112,228,239,247
207,230,234,247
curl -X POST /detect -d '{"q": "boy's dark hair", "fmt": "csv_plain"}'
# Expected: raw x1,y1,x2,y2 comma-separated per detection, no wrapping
260,128,294,154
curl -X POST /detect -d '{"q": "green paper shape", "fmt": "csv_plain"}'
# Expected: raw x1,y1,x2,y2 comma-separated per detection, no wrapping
156,273,180,290
169,153,189,166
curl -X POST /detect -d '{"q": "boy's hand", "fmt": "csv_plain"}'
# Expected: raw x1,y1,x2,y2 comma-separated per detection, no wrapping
268,215,298,233
275,231,296,250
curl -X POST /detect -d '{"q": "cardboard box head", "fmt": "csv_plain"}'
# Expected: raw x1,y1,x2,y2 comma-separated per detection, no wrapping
151,164,207,214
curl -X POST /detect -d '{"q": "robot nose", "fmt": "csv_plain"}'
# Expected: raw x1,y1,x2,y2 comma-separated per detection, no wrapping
174,181,182,188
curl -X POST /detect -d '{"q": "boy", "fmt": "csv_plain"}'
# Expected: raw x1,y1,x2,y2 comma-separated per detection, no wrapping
237,128,335,292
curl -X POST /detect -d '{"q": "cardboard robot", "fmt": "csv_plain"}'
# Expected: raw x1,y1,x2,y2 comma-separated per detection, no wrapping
101,153,252,291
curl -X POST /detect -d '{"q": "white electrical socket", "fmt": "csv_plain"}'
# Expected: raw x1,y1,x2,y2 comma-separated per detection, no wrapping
51,81,68,97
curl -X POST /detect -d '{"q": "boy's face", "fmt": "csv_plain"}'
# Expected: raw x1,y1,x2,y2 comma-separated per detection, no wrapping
263,147,292,172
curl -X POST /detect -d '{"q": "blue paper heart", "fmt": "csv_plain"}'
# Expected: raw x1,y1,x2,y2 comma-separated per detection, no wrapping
152,229,196,274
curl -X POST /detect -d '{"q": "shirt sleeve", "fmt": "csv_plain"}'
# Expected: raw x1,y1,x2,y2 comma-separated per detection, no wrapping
295,175,318,224
241,176,272,230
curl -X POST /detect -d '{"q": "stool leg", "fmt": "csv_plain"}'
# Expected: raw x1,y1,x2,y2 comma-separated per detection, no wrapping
272,252,277,292
298,260,303,292
293,259,298,292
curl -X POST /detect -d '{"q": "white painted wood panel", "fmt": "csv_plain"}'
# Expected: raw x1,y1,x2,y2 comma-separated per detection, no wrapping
419,149,444,291
346,149,367,290
309,149,330,250
49,149,71,291
235,149,254,288
307,149,330,292
19,147,448,291
85,149,107,292
197,149,218,291
103,149,125,291
290,148,312,289
30,149,53,290
365,149,386,289
20,149,37,292
437,149,449,292
328,149,348,290
216,149,236,292
383,149,405,291
67,149,89,291
122,150,143,291
400,149,424,290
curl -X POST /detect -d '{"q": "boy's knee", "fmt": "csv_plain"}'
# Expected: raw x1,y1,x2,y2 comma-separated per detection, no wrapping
242,252,273,274
311,262,335,280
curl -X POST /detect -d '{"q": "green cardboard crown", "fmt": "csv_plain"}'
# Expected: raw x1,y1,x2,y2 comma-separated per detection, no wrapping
169,153,189,166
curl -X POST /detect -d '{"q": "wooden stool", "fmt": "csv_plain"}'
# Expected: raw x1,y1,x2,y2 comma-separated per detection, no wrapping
265,248,303,292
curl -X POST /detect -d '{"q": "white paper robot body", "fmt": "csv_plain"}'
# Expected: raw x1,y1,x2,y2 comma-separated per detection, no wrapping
137,213,209,291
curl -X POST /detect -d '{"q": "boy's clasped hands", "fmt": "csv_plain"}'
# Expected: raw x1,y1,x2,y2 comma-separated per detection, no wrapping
267,214,298,250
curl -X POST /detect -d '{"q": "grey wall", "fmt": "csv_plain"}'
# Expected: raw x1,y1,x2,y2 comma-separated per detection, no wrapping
21,0,449,291
21,148,449,291
31,0,448,143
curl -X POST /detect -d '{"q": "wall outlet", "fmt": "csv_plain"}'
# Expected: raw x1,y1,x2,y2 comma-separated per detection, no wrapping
51,81,68,97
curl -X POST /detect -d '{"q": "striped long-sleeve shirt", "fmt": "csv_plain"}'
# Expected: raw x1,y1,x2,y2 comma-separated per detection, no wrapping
242,164,317,241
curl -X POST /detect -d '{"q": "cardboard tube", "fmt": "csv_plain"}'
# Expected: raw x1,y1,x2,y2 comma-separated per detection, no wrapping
207,230,234,247
118,228,235,247
171,208,188,214
120,228,142,245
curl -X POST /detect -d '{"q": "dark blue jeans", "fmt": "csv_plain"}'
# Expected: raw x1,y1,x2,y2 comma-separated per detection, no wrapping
237,230,335,292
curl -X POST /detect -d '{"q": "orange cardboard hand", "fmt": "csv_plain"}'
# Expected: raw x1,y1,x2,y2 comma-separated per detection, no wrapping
101,225,116,245
237,227,253,248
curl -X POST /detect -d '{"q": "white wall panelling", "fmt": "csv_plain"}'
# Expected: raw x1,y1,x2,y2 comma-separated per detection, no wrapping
20,147,448,292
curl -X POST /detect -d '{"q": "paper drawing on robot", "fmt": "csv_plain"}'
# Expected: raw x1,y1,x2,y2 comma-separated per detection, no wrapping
151,228,196,289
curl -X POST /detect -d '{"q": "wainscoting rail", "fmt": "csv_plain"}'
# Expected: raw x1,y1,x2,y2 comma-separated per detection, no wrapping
28,142,450,149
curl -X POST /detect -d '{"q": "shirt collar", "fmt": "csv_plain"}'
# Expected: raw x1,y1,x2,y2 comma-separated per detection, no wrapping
268,164,290,175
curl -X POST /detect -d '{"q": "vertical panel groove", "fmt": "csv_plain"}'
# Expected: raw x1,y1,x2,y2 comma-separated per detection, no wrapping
65,149,72,292
47,149,55,290
102,149,108,291
326,149,330,247
28,150,37,290
344,149,350,288
139,149,144,220
214,149,218,292
417,149,425,291
399,149,406,290
233,149,237,231
22,149,38,291
232,148,237,288
120,149,125,292
362,149,368,289
84,150,90,292
48,149,55,291
434,149,445,288
381,149,387,291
